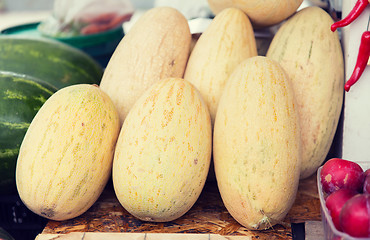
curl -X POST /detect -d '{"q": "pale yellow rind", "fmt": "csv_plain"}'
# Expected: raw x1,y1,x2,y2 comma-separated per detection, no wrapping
184,7,257,127
113,78,212,222
100,7,191,123
266,7,344,179
213,56,301,230
207,0,303,28
16,84,120,221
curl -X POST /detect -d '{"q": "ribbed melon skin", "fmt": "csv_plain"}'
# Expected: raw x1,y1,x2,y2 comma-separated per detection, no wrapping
16,84,120,221
100,7,191,123
0,72,54,194
0,36,103,90
207,0,303,28
213,56,301,230
113,78,212,222
184,7,257,126
266,6,344,179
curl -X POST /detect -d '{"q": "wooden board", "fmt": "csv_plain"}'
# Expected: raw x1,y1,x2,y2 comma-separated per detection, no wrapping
305,221,324,240
40,174,321,239
36,232,257,240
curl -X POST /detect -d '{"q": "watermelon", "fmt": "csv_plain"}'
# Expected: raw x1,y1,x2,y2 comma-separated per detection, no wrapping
0,36,105,194
0,228,15,240
0,36,104,89
0,72,55,194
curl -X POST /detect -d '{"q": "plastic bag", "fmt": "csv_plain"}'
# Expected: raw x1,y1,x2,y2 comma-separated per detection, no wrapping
38,0,134,37
154,0,212,19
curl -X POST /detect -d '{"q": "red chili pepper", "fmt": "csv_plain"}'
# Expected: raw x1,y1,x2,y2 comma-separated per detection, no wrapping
344,31,370,91
331,0,369,32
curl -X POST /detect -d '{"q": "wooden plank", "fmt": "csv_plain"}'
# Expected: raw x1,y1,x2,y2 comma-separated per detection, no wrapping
305,221,324,240
36,233,255,240
41,174,321,239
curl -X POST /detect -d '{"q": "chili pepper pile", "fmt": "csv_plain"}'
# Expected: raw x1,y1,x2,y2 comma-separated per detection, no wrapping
331,0,370,92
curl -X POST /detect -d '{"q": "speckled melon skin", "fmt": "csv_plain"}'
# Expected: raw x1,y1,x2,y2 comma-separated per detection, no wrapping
266,7,344,179
16,84,120,221
184,7,257,126
100,7,191,124
213,56,302,230
207,0,303,28
112,78,212,222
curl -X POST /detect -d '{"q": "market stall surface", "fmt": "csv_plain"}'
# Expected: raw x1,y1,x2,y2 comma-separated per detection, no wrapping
37,174,321,240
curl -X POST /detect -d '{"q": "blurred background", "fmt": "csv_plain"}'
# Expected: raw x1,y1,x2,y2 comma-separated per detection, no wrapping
0,0,343,35
0,0,152,11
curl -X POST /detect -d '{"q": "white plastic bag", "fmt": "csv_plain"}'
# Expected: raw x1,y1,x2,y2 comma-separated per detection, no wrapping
38,0,134,37
154,0,212,19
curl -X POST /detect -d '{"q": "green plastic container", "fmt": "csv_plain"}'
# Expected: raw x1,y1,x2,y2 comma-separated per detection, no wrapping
1,22,124,67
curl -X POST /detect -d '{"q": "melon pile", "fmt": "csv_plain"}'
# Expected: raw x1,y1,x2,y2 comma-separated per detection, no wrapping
9,2,344,231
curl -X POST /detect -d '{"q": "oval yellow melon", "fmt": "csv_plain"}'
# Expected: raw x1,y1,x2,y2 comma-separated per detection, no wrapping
16,84,120,221
100,7,191,123
266,6,344,179
213,56,301,230
184,7,257,126
207,0,303,28
112,78,212,222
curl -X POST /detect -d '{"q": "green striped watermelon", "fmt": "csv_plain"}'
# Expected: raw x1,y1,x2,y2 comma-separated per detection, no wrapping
0,36,105,194
0,36,104,89
0,227,15,240
0,72,54,194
